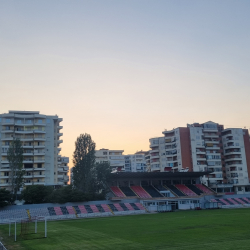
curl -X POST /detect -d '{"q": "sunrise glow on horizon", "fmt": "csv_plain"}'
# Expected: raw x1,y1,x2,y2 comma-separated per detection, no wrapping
1,1,250,168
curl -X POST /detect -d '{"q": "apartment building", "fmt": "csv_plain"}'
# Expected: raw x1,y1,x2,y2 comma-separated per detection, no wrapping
95,149,125,172
95,149,147,172
147,121,250,193
0,110,69,190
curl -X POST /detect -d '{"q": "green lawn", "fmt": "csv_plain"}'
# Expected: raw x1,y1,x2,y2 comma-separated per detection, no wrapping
1,208,250,250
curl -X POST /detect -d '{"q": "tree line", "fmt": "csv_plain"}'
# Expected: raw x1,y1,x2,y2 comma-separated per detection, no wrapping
0,133,112,206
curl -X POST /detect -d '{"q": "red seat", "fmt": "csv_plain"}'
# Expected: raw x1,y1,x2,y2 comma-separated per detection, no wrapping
175,184,197,196
130,186,151,198
111,186,126,197
195,184,214,194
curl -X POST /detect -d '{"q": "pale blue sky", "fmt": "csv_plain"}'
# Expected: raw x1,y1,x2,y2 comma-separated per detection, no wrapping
1,1,250,163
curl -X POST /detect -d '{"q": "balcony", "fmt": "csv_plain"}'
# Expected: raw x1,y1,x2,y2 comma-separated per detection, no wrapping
57,133,63,137
57,126,63,130
34,135,46,141
2,120,14,125
57,140,63,144
1,129,14,133
34,150,45,155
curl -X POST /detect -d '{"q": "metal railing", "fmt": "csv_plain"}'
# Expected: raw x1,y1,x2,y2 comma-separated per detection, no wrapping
0,241,7,250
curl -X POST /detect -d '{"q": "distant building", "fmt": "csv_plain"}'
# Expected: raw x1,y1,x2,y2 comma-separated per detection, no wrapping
0,110,69,190
147,121,250,194
95,149,147,172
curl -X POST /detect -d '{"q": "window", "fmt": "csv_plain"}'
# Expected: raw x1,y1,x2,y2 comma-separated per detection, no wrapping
4,172,9,176
103,152,107,155
196,136,200,140
16,120,22,124
26,120,32,124
235,143,239,146
38,119,43,124
0,118,1,122
46,119,50,124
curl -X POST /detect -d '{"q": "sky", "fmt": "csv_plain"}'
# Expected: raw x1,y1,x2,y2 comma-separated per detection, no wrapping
1,1,250,168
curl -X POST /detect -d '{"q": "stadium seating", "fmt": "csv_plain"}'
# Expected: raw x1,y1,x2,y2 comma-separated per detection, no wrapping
175,184,197,196
119,187,137,197
84,205,93,213
195,184,214,194
0,209,28,221
130,186,151,198
78,205,88,214
110,186,126,197
142,186,163,197
29,208,50,217
108,204,118,212
66,206,76,215
135,203,145,210
96,204,105,213
90,205,99,213
113,203,124,211
119,203,129,211
218,199,230,205
101,204,111,212
54,207,63,215
226,198,238,205
241,197,250,204
60,206,69,215
124,203,134,211
165,185,186,197
129,203,140,210
186,184,204,195
48,207,56,216
234,198,245,204
153,185,168,191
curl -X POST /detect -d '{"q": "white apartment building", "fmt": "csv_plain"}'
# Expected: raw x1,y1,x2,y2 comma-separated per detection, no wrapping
95,149,125,172
124,151,147,172
0,111,69,190
95,149,147,172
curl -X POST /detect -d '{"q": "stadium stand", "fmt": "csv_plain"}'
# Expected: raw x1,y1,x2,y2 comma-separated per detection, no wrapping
66,206,76,215
101,204,111,212
29,208,50,217
90,205,99,213
216,199,229,205
165,185,186,197
226,198,238,205
186,184,204,195
195,184,214,194
96,204,105,213
84,205,93,213
113,203,124,211
130,203,140,210
48,207,56,216
175,184,197,196
73,206,81,214
119,203,129,211
60,206,69,215
124,203,134,211
153,185,168,191
78,205,88,214
119,187,137,197
110,186,126,197
108,204,118,212
242,197,250,203
135,203,146,210
142,186,163,197
234,198,245,204
54,207,63,215
130,186,151,198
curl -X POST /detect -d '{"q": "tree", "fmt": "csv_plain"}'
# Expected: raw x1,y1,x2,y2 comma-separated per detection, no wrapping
7,138,25,200
95,162,112,198
0,188,11,208
47,185,87,204
72,134,96,195
21,185,53,204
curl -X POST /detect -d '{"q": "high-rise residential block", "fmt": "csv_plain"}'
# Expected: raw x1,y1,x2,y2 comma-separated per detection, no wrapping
147,121,250,193
0,111,69,190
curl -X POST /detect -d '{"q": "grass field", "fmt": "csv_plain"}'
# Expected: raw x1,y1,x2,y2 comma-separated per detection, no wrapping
1,208,250,250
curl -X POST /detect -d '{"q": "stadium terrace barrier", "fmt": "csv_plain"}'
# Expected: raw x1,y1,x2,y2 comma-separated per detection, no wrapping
0,203,147,224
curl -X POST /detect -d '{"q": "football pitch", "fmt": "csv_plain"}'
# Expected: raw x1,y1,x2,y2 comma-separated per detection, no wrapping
1,208,250,250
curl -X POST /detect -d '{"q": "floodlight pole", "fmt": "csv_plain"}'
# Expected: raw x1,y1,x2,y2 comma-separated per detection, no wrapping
9,221,11,236
35,220,37,234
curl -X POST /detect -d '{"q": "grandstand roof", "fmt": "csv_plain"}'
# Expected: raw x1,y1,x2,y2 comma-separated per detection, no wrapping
110,171,210,180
